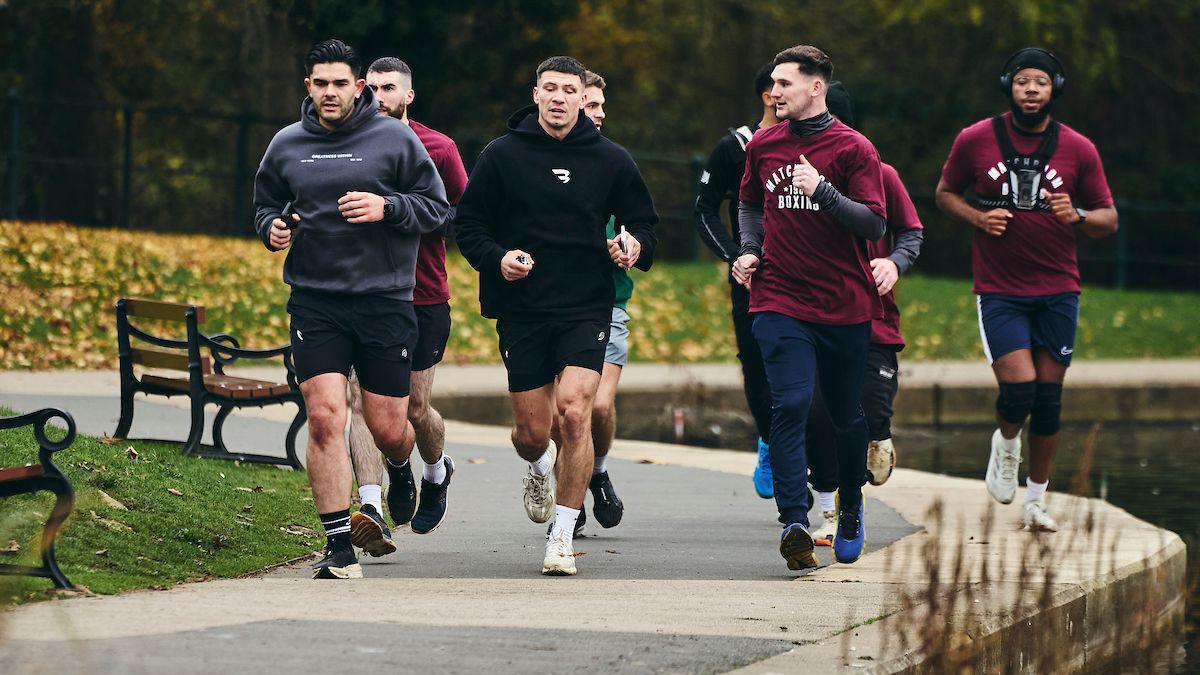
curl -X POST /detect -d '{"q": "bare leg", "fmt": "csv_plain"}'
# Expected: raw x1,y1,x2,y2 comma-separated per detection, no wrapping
1028,349,1068,483
408,366,445,465
347,370,384,488
299,373,353,514
359,387,412,464
510,384,556,462
555,366,602,508
591,362,622,459
991,348,1036,439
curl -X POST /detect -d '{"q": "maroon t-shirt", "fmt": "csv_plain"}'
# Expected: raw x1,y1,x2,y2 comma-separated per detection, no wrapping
739,119,886,325
409,120,468,306
870,163,923,348
941,112,1113,296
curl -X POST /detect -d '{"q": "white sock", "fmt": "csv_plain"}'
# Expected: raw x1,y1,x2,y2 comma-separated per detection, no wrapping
1025,478,1048,503
550,505,580,539
358,484,383,513
593,456,607,475
529,449,552,477
423,457,447,484
817,491,837,513
1000,432,1020,454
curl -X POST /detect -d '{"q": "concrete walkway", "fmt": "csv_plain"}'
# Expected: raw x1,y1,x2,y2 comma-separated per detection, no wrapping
0,371,1189,673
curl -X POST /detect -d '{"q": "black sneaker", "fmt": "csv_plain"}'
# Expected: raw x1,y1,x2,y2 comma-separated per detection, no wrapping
545,504,587,539
411,456,455,535
350,504,397,557
311,547,362,579
386,459,417,526
589,470,624,528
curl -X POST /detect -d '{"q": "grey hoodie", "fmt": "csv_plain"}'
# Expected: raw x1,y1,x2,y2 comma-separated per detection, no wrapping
253,86,449,297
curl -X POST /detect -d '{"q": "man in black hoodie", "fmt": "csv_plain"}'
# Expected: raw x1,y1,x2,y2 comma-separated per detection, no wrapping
456,55,658,576
253,39,449,580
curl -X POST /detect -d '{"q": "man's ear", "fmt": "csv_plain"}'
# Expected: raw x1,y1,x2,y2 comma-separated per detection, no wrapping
354,78,366,98
405,89,416,106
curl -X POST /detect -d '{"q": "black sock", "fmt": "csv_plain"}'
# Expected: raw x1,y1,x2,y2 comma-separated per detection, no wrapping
319,509,352,552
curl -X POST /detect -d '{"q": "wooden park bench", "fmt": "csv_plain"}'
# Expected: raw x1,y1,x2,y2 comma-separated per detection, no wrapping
0,408,78,589
113,298,305,469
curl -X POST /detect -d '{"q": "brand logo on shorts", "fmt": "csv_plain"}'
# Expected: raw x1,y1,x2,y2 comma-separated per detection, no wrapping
295,330,304,341
552,168,571,184
1060,346,1073,356
597,331,605,341
402,348,408,359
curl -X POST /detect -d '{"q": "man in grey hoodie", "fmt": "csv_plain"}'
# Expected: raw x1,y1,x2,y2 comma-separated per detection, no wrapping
253,39,449,580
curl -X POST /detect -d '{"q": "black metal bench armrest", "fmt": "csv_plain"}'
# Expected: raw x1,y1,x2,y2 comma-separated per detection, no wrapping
201,334,298,387
0,408,76,466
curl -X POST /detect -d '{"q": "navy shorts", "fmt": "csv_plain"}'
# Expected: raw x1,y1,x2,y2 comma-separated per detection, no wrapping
976,293,1079,366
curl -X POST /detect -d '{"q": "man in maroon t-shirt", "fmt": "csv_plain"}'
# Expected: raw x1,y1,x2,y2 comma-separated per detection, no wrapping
345,57,470,556
806,82,924,545
935,48,1118,532
733,45,887,571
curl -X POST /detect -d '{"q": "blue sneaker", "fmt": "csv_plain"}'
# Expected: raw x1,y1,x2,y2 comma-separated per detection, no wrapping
411,456,455,535
780,523,819,570
753,438,773,499
833,499,866,564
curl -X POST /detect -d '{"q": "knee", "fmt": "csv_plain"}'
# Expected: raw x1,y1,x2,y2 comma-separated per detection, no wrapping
1029,383,1063,436
408,399,430,431
773,389,813,422
591,396,614,425
996,381,1037,425
512,424,549,454
307,405,345,447
561,405,590,441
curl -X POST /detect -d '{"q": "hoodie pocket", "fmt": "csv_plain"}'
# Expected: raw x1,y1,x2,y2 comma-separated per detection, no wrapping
289,228,394,290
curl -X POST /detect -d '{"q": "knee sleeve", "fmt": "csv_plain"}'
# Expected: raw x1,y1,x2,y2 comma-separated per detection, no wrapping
996,381,1037,425
1030,383,1064,436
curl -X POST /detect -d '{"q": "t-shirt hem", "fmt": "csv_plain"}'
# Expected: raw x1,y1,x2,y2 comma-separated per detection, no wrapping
749,304,874,326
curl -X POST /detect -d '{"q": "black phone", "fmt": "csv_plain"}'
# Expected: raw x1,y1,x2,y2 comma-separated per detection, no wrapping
281,202,297,230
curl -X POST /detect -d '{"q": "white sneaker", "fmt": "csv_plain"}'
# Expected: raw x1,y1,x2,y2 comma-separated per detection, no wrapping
810,510,838,545
1023,499,1059,532
523,444,557,523
542,529,577,575
867,438,896,486
985,429,1021,504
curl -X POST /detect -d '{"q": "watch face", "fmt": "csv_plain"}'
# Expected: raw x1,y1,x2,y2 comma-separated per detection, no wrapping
1075,207,1087,220
384,202,395,217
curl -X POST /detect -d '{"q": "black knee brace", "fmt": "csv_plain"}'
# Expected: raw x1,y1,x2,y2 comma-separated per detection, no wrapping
1030,383,1064,436
996,381,1036,425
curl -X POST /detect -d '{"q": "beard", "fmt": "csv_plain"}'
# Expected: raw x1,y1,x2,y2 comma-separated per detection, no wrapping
1010,100,1052,128
385,101,406,119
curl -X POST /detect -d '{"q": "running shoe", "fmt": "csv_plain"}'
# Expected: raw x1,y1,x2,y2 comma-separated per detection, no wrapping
546,506,586,539
523,445,557,523
589,470,624,528
753,437,774,499
311,547,362,580
867,437,896,486
386,459,417,526
1022,499,1059,532
834,499,866,564
780,523,820,570
985,429,1021,505
349,503,397,557
542,528,577,576
810,510,838,546
411,456,455,535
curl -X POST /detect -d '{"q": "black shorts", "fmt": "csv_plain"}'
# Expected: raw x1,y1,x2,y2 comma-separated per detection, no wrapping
413,302,452,372
497,319,609,393
287,290,416,397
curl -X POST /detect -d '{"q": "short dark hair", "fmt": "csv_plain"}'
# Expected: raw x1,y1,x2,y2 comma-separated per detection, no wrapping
368,57,412,78
306,39,360,77
773,45,833,82
536,56,587,84
583,70,606,90
753,63,774,96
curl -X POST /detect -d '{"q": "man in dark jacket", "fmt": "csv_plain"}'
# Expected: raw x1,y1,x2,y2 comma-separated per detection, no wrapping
455,55,658,576
253,39,448,580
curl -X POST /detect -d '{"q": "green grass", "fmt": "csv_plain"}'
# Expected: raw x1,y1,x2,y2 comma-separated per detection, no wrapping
0,409,317,603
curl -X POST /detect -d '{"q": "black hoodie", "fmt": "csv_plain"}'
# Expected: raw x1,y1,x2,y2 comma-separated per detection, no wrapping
253,86,449,297
455,105,658,322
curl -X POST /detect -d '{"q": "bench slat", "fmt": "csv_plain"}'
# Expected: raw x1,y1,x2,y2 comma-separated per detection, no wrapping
141,374,291,399
131,348,211,374
124,298,206,324
0,465,45,482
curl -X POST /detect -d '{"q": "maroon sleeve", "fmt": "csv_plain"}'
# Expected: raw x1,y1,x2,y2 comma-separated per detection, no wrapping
434,142,469,207
884,166,923,233
1074,139,1115,210
845,138,887,220
737,142,764,207
940,127,977,193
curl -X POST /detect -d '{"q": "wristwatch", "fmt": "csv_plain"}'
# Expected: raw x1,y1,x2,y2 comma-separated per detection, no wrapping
383,201,395,219
1075,207,1087,223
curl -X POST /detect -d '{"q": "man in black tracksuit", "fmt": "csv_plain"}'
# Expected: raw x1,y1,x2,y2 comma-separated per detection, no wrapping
455,56,658,576
694,64,780,499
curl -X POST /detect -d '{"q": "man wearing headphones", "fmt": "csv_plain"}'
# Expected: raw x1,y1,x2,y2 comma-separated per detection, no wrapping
935,48,1118,531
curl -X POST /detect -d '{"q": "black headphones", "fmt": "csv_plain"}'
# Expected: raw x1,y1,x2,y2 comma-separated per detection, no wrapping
998,47,1066,98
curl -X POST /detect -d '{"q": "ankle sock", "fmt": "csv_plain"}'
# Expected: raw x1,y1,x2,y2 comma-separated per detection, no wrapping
530,449,552,477
1025,478,1049,503
551,505,580,539
593,456,607,475
357,485,382,513
423,456,447,484
386,457,410,469
319,509,352,552
1000,432,1020,454
817,491,837,513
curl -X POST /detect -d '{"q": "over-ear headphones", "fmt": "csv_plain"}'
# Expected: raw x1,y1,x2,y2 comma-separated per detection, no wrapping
999,47,1066,98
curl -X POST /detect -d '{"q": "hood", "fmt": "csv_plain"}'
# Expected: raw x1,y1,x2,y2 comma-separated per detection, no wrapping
505,104,600,146
300,83,380,137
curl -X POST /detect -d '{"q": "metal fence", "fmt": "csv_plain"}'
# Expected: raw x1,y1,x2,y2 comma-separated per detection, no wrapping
2,91,1196,290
